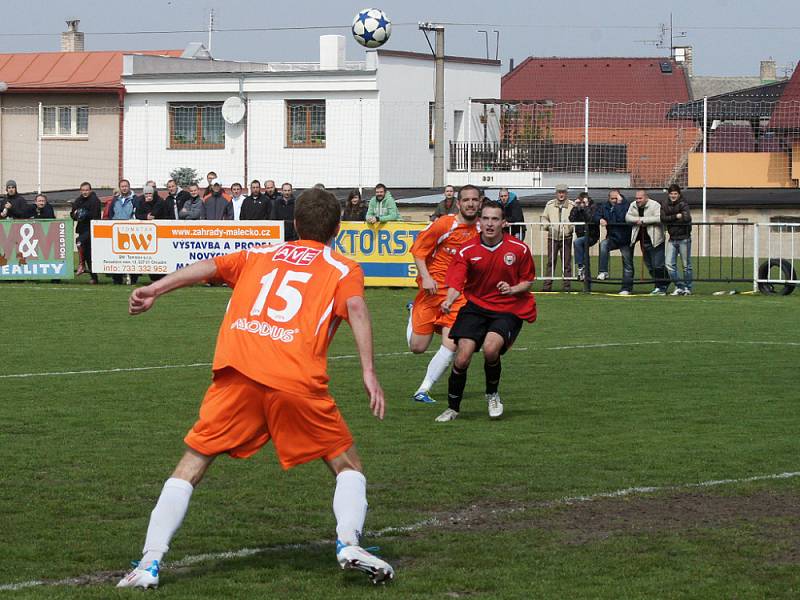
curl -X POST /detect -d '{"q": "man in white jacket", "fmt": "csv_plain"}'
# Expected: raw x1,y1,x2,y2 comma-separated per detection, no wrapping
626,189,668,295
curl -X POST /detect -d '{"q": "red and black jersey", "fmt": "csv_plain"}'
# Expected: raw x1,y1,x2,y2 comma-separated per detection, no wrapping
445,233,537,322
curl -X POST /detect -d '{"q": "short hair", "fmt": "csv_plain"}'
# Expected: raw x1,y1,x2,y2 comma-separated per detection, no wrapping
668,183,682,194
577,192,589,200
264,179,275,186
444,184,455,192
250,179,261,186
281,182,292,189
231,182,243,189
609,188,621,194
375,183,387,191
188,182,199,189
119,179,130,187
458,184,482,201
636,188,648,195
481,199,504,216
206,171,217,178
295,188,341,243
80,181,92,189
313,183,326,190
35,193,47,201
166,179,176,186
499,187,510,194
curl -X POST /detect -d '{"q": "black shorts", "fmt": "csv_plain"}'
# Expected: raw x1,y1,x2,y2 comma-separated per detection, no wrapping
449,301,523,354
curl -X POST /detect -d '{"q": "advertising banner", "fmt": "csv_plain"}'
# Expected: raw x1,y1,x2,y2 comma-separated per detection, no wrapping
91,220,284,274
0,219,74,280
333,221,427,287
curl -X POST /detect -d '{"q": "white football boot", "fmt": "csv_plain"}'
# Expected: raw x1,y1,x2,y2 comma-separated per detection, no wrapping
486,393,504,419
116,559,160,589
435,408,459,422
336,541,394,584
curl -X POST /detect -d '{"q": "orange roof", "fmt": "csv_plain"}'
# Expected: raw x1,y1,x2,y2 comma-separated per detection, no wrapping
0,49,182,91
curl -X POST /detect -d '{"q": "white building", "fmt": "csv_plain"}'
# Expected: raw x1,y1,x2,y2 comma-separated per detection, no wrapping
121,37,500,189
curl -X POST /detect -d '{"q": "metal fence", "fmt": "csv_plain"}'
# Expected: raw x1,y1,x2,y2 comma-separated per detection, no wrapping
510,221,798,294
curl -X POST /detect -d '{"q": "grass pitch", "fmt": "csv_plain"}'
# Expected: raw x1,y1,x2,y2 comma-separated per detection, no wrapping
0,279,798,599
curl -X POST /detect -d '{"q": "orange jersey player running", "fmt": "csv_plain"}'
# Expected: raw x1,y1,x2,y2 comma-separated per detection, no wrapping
117,188,393,590
406,185,481,404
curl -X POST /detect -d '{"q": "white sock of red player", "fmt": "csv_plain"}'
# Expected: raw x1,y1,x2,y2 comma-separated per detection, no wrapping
333,470,368,546
416,345,455,394
140,477,194,567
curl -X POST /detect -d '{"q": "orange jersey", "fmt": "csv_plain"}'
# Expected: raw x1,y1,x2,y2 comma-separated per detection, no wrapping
211,240,364,395
410,214,479,284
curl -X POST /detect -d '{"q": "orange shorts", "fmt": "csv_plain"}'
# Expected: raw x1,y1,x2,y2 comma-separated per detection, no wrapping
411,287,466,335
184,367,353,470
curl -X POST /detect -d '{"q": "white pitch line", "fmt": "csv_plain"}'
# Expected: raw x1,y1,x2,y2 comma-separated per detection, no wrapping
0,470,797,592
3,339,799,380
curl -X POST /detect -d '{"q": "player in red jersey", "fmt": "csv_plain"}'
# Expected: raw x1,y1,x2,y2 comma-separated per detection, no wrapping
406,185,481,404
436,200,537,422
117,188,393,589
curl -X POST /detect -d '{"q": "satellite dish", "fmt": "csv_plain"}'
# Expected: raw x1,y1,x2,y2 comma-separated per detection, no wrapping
221,96,246,124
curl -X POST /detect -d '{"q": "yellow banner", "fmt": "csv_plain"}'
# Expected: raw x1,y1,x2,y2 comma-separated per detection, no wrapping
333,221,428,287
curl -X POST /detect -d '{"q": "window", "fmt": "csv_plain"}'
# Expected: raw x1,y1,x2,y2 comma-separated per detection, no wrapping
41,106,89,137
286,100,325,148
169,103,225,149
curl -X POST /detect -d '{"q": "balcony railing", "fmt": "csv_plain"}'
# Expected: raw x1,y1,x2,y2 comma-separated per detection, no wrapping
449,141,628,172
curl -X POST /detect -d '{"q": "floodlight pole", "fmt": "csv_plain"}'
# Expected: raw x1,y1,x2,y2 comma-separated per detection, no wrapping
420,22,445,188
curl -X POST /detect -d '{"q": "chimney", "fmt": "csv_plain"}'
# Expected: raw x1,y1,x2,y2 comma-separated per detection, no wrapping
320,35,345,70
760,59,777,82
673,46,693,77
61,19,84,52
509,58,515,73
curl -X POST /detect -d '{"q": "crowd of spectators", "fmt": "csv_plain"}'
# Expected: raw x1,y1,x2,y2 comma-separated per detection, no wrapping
2,175,693,294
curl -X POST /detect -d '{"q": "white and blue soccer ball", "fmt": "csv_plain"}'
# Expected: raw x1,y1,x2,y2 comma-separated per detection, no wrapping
352,8,392,48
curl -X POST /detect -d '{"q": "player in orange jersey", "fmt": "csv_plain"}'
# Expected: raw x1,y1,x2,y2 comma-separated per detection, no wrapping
406,185,481,404
117,188,393,589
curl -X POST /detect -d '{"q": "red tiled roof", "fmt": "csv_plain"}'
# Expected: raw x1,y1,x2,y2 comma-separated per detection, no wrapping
0,49,182,91
501,57,691,127
770,63,800,129
502,57,691,103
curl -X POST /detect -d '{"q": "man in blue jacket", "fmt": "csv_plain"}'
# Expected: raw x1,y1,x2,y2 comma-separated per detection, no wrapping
595,189,633,294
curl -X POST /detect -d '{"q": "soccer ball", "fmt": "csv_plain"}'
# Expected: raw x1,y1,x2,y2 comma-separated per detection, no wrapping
352,8,392,48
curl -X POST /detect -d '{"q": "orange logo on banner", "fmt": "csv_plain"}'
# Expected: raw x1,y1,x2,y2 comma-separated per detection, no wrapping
112,223,158,254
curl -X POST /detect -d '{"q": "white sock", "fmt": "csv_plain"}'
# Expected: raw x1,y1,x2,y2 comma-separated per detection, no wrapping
406,312,414,348
140,477,194,566
333,470,367,547
416,345,455,394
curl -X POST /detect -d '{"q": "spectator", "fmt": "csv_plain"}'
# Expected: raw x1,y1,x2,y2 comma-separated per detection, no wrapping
270,182,297,241
28,193,55,219
228,183,247,221
108,179,139,284
203,179,233,220
596,189,634,294
498,187,526,240
1,180,29,219
569,192,600,281
626,189,668,295
202,171,217,198
313,182,326,190
71,181,101,283
241,180,270,220
342,190,367,222
540,184,574,292
179,184,206,220
135,186,169,220
263,179,280,206
366,183,399,224
164,179,191,219
431,185,458,220
108,179,137,221
661,184,693,296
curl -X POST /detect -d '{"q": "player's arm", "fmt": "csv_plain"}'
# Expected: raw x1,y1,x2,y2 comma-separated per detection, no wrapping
498,246,536,296
414,256,437,294
497,279,533,295
410,221,444,294
129,259,218,315
440,286,461,314
346,296,386,420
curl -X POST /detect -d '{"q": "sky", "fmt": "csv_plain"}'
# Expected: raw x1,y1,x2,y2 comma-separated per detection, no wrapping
1,0,798,78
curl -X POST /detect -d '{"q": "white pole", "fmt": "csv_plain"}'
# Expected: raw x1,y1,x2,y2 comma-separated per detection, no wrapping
584,96,589,192
702,95,708,258
37,102,42,194
358,98,363,192
208,9,214,54
467,98,472,185
752,224,760,293
144,99,149,181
